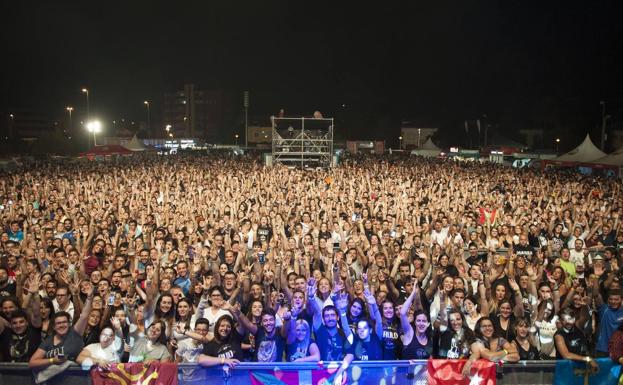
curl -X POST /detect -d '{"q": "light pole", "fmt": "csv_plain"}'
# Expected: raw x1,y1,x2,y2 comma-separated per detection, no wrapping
418,128,421,147
82,88,90,121
66,106,74,134
144,101,150,134
86,120,102,146
398,136,403,150
8,114,14,138
235,133,239,146
555,138,560,153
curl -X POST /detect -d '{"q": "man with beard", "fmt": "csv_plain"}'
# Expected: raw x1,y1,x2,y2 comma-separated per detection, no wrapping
0,305,42,362
236,308,286,362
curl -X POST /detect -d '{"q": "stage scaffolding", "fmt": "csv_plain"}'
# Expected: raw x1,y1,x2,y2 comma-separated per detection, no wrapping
271,117,334,168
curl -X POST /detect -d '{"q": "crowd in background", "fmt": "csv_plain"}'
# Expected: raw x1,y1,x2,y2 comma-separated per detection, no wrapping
0,152,622,377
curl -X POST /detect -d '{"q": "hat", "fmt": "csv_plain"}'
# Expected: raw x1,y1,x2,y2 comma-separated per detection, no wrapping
593,254,604,261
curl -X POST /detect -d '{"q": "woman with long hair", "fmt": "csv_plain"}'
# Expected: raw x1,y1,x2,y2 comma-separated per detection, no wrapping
434,309,474,359
198,314,243,367
512,317,540,360
463,316,519,376
285,318,320,362
129,320,171,363
39,297,56,340
400,284,432,361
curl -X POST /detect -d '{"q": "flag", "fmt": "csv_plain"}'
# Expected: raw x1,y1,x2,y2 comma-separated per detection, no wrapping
553,358,621,385
248,363,412,385
91,362,178,385
249,367,333,385
428,359,496,385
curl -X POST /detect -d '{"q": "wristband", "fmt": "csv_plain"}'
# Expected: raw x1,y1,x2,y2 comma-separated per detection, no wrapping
503,349,508,356
49,358,54,364
340,313,347,317
585,356,591,363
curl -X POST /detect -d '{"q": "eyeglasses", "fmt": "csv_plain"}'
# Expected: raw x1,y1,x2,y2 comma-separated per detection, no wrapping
211,294,222,297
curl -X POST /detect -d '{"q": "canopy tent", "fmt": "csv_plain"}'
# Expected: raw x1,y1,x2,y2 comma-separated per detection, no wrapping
553,134,606,162
590,145,623,166
78,145,133,159
125,135,147,151
410,137,442,157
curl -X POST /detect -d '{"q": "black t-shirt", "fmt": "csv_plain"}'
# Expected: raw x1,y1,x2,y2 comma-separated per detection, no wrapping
0,326,41,362
314,325,348,361
347,333,382,361
402,334,432,360
202,331,244,360
254,328,285,362
555,327,588,359
514,339,540,361
257,226,273,243
0,281,16,299
382,321,401,360
514,244,535,262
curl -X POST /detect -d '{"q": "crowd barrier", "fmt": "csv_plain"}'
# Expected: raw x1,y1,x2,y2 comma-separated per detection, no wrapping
0,360,556,385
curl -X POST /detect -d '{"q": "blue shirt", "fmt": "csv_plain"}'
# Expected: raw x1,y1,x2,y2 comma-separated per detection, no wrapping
596,304,623,352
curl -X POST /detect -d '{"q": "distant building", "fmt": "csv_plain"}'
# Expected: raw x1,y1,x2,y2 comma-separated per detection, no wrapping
163,84,230,140
400,124,437,149
4,108,52,138
247,126,272,144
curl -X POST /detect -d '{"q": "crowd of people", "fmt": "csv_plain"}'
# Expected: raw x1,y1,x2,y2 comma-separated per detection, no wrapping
0,152,622,377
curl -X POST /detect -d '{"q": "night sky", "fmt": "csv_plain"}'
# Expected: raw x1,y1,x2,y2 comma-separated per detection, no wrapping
2,1,623,145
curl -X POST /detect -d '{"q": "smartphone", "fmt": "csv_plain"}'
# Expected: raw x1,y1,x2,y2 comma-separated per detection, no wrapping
108,294,115,306
258,251,265,264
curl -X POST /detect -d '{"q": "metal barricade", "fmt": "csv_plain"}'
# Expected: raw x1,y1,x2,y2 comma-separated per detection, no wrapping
0,360,557,385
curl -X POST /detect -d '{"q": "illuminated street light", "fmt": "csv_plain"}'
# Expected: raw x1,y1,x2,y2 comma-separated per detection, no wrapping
398,136,403,149
555,138,560,153
235,133,239,146
86,120,102,146
66,106,74,133
81,88,90,120
165,124,171,132
144,101,150,133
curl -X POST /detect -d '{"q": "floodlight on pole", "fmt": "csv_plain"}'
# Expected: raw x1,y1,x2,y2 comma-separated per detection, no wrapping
86,120,102,146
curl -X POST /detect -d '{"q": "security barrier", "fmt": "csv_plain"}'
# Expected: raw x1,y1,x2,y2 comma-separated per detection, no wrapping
0,360,556,385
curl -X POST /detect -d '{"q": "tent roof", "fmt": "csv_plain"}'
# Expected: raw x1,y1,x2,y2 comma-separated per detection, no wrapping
591,145,623,166
126,135,146,151
554,134,606,162
420,137,441,151
79,145,133,157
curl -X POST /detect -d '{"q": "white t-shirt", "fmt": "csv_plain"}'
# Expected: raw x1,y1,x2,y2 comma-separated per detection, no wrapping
80,339,122,368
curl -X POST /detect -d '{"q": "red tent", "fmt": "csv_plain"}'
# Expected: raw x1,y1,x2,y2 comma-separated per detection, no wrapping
78,145,133,159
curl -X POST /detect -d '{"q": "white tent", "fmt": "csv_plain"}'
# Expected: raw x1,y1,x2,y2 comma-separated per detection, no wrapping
125,135,146,152
410,137,442,157
553,134,606,162
591,145,623,166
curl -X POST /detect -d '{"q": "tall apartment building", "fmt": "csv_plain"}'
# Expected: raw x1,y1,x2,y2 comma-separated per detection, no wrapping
163,84,230,140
